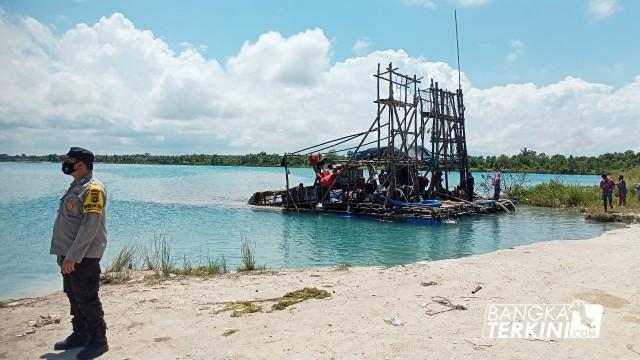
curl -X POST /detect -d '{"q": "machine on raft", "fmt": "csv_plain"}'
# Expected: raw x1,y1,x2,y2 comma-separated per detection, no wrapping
248,63,516,223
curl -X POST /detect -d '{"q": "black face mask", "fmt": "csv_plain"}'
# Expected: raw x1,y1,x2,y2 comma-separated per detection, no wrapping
61,161,78,175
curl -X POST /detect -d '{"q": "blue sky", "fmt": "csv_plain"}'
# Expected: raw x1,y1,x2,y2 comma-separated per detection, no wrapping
3,0,638,88
0,0,638,155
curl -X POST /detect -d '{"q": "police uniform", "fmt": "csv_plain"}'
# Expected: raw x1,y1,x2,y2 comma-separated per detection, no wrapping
51,173,107,262
50,147,108,358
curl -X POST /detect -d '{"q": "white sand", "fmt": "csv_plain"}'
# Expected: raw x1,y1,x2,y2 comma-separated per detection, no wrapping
1,225,639,359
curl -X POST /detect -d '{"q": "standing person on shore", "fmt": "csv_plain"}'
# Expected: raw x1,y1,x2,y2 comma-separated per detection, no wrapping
600,174,614,212
50,147,109,359
492,171,501,201
617,175,627,207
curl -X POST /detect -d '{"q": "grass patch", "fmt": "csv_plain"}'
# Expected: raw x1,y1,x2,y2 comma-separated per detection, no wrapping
103,235,233,284
220,255,229,274
208,256,230,275
221,329,238,337
214,301,263,317
512,181,600,208
174,256,229,276
213,287,331,317
102,272,131,285
103,245,136,284
139,233,174,278
108,232,273,282
229,302,263,317
271,287,331,311
237,236,256,272
107,245,136,273
236,235,266,272
174,255,193,275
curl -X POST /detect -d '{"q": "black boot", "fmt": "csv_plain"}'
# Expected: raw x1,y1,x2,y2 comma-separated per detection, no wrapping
76,321,108,360
54,318,89,350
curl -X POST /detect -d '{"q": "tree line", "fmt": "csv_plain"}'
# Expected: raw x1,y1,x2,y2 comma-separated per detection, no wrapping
467,148,639,174
1,148,639,174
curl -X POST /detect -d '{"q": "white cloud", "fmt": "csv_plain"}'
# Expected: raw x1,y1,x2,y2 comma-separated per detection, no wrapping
352,38,372,55
587,0,621,21
400,0,437,8
465,77,638,154
506,39,525,64
453,0,492,7
0,11,638,156
400,0,492,8
227,29,330,85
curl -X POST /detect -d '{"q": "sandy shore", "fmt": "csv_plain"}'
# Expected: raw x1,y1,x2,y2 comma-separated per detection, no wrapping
1,225,639,360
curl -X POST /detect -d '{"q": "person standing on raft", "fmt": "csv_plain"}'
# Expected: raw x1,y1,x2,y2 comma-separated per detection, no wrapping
466,172,475,201
492,171,501,201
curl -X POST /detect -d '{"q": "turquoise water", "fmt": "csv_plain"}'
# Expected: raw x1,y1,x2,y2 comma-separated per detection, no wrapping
0,163,616,300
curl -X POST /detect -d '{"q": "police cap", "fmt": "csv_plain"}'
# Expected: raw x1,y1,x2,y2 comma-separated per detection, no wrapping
62,147,95,164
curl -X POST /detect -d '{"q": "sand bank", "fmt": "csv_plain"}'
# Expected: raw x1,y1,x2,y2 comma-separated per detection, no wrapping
1,225,639,359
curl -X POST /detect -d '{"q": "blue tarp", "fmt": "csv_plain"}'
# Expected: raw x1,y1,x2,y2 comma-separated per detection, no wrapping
374,194,443,208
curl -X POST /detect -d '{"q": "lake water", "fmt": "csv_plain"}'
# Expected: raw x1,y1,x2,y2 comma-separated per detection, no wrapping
0,163,617,300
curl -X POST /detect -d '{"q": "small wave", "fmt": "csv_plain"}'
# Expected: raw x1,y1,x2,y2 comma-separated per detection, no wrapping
114,197,250,208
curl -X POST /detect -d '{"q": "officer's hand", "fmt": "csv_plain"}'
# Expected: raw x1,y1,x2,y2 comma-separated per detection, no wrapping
61,260,76,274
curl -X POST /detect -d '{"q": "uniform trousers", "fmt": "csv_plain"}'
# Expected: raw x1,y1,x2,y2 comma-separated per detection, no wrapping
60,257,106,337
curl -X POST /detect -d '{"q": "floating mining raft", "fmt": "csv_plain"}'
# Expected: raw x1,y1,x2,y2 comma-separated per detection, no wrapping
248,63,516,223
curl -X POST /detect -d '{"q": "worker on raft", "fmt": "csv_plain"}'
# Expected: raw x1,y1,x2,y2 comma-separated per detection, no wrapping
309,153,325,186
418,176,429,199
431,169,444,194
453,185,466,199
492,171,501,201
317,164,341,190
466,171,475,201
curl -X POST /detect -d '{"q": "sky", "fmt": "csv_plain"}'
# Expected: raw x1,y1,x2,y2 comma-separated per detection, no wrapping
0,0,639,156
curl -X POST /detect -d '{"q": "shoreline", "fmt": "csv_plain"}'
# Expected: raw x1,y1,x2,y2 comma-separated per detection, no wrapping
0,212,622,303
1,225,639,359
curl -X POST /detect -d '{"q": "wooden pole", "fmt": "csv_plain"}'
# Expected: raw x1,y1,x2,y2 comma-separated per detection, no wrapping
284,155,299,212
377,63,381,161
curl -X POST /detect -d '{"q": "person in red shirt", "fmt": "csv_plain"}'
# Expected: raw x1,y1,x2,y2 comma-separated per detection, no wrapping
318,169,338,190
600,174,614,212
317,167,341,205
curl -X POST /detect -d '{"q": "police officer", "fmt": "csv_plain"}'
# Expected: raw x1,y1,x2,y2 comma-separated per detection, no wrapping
50,147,109,359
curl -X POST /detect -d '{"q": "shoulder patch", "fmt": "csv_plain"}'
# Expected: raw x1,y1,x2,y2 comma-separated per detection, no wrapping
83,184,104,214
87,183,103,191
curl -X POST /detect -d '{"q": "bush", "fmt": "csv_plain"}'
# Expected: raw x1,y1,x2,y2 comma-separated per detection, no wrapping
512,181,600,207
